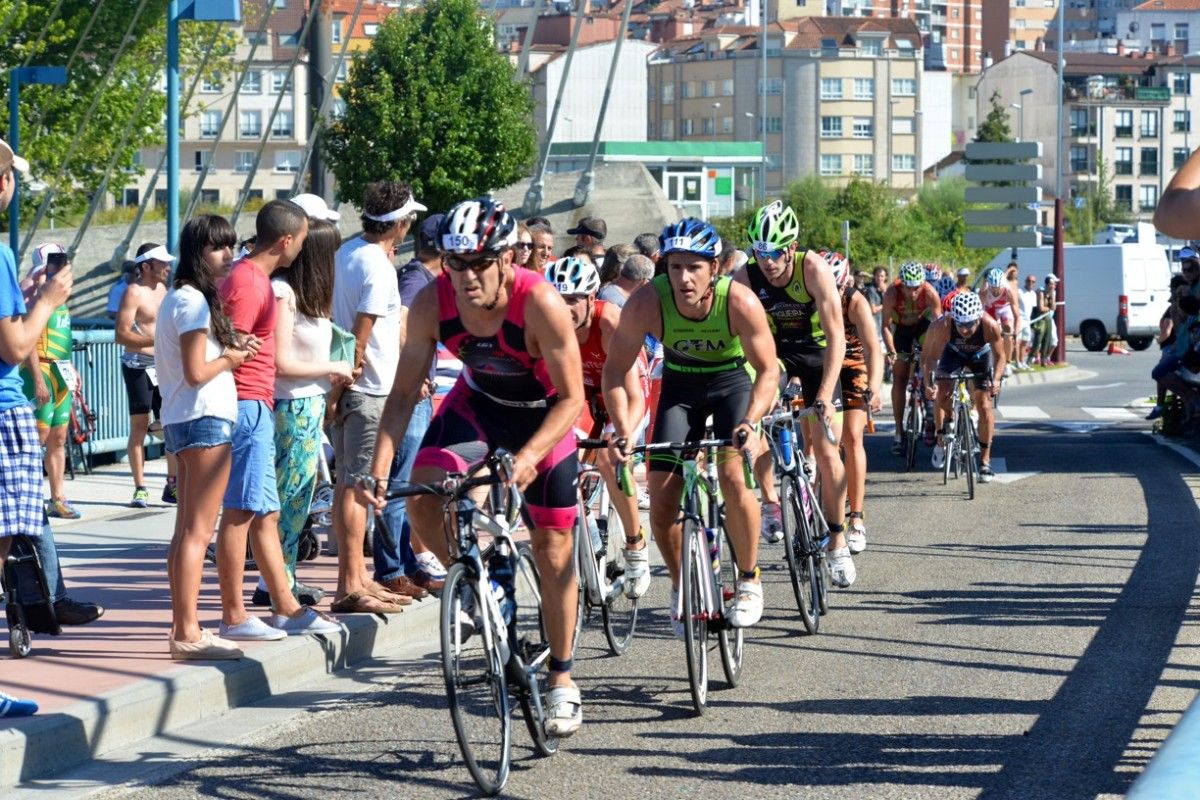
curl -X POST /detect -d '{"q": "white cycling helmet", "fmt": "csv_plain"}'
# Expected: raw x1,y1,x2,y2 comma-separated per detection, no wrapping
819,250,851,290
899,261,925,287
544,256,600,296
984,267,1004,288
951,290,984,324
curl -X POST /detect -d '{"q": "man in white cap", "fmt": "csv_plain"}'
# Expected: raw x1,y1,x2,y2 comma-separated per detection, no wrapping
290,193,340,223
116,242,178,507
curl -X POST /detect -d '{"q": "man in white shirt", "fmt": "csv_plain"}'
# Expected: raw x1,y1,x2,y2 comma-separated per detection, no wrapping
1016,272,1038,370
330,180,424,612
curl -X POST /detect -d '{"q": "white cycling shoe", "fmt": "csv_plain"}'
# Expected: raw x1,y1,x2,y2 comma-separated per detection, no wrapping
728,580,764,628
931,443,945,469
846,519,867,555
544,685,582,738
622,543,651,599
828,547,857,588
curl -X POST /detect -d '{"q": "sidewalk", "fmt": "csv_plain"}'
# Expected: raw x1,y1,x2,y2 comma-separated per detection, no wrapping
0,461,442,790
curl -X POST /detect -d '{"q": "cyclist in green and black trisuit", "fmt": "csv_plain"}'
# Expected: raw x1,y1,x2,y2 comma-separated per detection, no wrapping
732,201,855,588
603,218,778,634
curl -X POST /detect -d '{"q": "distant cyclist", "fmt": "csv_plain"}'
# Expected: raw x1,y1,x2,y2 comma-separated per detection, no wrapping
921,291,1007,483
979,266,1020,378
882,261,941,455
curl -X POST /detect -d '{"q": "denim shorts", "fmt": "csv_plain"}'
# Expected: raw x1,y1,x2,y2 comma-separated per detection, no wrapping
223,400,281,515
163,415,234,455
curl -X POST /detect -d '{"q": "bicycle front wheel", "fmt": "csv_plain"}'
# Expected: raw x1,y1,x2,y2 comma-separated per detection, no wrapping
780,475,819,635
717,521,744,687
680,518,710,715
961,411,976,501
904,394,921,471
511,543,560,758
600,495,638,656
440,562,511,796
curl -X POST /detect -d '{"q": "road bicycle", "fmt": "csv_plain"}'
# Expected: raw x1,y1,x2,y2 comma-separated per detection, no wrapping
619,433,754,716
382,451,559,796
762,393,835,635
936,368,980,500
65,342,95,479
902,345,927,472
574,438,639,655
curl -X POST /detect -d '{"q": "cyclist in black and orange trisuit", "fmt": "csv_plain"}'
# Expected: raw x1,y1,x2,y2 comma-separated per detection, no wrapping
882,260,941,455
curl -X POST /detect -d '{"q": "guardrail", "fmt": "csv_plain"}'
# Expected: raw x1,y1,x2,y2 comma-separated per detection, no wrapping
72,327,152,461
1128,697,1200,798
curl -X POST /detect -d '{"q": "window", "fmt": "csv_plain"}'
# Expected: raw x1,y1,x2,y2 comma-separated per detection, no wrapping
758,116,782,133
758,77,783,95
852,153,874,176
661,119,674,138
820,154,842,176
821,116,842,138
154,189,168,208
702,80,715,98
241,189,264,205
200,78,222,93
332,19,342,44
246,30,268,46
681,81,695,99
1141,110,1158,138
1115,109,1133,138
852,117,873,138
1151,22,1166,41
721,116,733,134
662,82,674,104
272,71,293,93
235,151,255,173
892,154,916,172
1176,147,1190,169
891,78,916,96
200,110,221,138
364,23,379,36
951,29,959,39
1175,23,1189,41
1115,184,1133,211
122,188,138,207
1114,146,1133,175
272,110,294,138
193,150,210,172
244,70,262,94
1140,147,1159,175
853,78,874,99
766,154,781,172
1069,145,1088,172
199,189,219,205
1140,184,1159,212
682,118,694,136
239,110,262,138
820,77,842,99
702,117,714,135
1176,110,1191,133
1069,107,1090,136
721,79,734,96
270,0,287,7
1175,72,1191,95
892,117,915,135
859,39,881,55
331,99,347,119
336,61,348,82
279,31,300,46
274,150,301,172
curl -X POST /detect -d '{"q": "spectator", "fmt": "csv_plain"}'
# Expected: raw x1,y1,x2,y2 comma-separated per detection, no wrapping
527,220,555,273
377,213,448,597
716,238,739,276
266,218,352,608
599,243,635,284
289,192,341,225
633,232,659,261
116,243,178,507
567,216,607,251
1031,274,1058,366
216,200,342,640
156,214,251,659
1016,272,1038,370
1149,258,1200,419
526,215,553,231
955,267,971,289
19,244,81,519
597,253,654,308
1,140,103,633
854,270,868,290
513,223,534,269
105,261,138,320
331,181,424,613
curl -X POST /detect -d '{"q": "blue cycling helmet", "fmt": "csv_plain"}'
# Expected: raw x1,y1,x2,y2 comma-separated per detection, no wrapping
985,267,1004,288
924,264,942,283
660,218,723,259
935,274,956,299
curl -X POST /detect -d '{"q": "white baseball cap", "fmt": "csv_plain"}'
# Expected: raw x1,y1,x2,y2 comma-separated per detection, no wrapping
290,193,340,222
0,138,29,175
134,244,176,265
30,243,65,271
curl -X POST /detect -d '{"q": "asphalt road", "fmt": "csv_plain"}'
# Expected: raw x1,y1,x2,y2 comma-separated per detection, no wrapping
91,343,1200,800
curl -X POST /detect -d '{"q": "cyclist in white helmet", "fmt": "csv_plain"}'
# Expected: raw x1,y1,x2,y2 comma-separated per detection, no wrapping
979,266,1020,378
882,261,941,455
545,256,653,599
921,290,1007,483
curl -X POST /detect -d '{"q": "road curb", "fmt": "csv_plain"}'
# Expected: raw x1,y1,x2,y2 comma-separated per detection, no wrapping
0,598,442,790
1003,364,1095,388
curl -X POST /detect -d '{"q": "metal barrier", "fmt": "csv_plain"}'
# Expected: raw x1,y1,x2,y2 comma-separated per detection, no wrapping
72,328,143,459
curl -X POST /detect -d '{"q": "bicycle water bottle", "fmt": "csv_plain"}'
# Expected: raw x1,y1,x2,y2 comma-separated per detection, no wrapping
705,526,720,574
779,425,794,470
488,549,515,626
587,514,603,556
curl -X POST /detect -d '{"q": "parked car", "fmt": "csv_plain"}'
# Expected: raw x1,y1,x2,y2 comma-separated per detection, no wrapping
1092,224,1137,245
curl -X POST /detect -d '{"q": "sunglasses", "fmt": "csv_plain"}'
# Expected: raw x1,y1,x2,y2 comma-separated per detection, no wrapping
754,246,786,261
445,254,500,273
514,241,533,250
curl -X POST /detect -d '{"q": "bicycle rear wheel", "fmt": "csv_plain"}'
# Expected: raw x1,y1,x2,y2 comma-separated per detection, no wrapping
680,518,709,715
904,393,921,471
959,412,976,501
780,475,819,635
716,520,744,687
440,562,511,796
511,543,559,758
571,506,588,655
599,495,638,655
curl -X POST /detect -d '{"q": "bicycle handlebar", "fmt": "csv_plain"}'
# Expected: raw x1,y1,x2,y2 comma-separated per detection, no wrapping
762,399,837,445
615,435,757,494
382,449,514,502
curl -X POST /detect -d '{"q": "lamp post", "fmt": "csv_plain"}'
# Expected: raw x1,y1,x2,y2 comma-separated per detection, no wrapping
711,102,721,139
744,111,760,200
1011,87,1033,142
7,66,67,253
1185,53,1197,153
888,98,900,188
915,107,924,189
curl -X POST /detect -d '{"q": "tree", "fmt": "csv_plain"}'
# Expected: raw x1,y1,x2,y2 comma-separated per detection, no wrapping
325,0,536,212
975,91,1013,143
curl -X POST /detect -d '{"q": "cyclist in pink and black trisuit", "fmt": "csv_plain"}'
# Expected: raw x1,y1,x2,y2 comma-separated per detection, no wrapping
365,198,586,739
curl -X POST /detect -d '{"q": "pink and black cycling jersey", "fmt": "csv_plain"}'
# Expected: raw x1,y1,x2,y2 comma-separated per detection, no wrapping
437,267,554,407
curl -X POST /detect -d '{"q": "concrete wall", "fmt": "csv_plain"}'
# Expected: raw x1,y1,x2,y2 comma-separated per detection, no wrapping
536,40,657,144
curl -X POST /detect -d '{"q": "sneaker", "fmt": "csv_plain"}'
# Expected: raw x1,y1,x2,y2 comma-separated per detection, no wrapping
1146,405,1164,421
846,519,867,555
269,607,345,636
1003,363,1014,378
931,443,945,469
979,464,995,483
891,435,904,456
0,691,38,718
622,541,651,599
727,580,763,628
130,487,149,508
760,502,784,544
161,483,178,505
414,551,448,579
169,629,243,661
637,487,651,511
669,587,685,639
46,499,81,519
252,583,326,608
54,597,104,625
219,616,288,641
828,547,857,588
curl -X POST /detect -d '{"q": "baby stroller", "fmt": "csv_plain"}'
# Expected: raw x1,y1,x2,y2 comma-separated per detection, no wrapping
2,535,60,658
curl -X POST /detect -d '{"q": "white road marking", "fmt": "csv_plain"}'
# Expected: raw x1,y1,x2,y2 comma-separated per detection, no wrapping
1046,421,1113,433
1083,407,1139,420
987,457,1039,484
1077,382,1126,391
999,405,1050,419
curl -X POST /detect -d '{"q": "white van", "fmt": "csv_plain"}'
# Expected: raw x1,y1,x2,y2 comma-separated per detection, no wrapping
983,242,1172,351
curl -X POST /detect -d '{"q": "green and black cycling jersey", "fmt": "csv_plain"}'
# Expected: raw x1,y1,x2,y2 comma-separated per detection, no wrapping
746,250,827,352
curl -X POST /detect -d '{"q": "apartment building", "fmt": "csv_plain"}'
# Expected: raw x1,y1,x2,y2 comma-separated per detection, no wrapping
648,17,925,193
828,0,982,73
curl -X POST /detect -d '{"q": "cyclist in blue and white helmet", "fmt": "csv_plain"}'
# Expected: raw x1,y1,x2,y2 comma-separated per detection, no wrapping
924,263,942,284
984,267,1004,288
920,284,1007,485
603,216,784,629
935,274,957,300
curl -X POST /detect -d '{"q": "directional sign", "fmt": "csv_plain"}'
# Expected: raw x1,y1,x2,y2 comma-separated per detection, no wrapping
965,208,1040,227
965,141,1044,160
966,186,1043,204
964,231,1042,248
964,163,1042,182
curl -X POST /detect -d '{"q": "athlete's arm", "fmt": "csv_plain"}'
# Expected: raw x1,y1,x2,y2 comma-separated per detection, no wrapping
0,267,71,366
922,283,943,320
984,316,1007,394
803,250,845,409
115,284,153,349
880,286,897,356
598,300,645,428
520,281,585,489
1155,148,1200,238
849,291,883,410
1007,284,1021,331
728,280,779,431
921,317,950,398
603,284,659,448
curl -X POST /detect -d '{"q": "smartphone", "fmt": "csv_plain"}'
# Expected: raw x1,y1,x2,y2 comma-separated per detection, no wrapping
46,252,67,275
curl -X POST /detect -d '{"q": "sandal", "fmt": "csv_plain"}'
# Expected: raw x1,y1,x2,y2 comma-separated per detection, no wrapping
330,590,403,615
543,685,582,739
366,580,413,606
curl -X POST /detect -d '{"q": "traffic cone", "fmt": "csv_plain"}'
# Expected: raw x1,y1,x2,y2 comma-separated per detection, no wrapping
1107,341,1131,356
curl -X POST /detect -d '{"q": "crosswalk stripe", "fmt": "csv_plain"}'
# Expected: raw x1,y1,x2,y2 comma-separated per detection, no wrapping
999,405,1050,420
1082,407,1138,420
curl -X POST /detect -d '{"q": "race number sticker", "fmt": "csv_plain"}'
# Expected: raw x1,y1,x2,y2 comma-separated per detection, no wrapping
664,236,693,250
145,367,158,387
442,233,479,251
54,360,79,393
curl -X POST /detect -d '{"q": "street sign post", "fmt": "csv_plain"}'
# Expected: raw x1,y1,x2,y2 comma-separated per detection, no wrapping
963,141,1045,253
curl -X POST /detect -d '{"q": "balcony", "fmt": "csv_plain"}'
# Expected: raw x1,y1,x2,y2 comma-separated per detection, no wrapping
1140,127,1159,139
1140,160,1159,176
1070,123,1097,137
1115,126,1133,139
1114,162,1134,175
1070,159,1090,173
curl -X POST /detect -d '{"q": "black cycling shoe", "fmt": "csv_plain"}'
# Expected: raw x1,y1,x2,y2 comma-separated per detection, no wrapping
54,597,105,626
251,583,325,607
